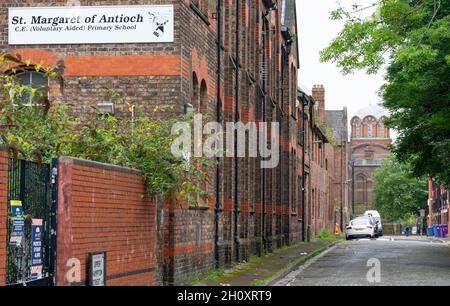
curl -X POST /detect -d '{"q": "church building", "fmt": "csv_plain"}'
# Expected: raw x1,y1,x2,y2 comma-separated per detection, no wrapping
350,105,392,215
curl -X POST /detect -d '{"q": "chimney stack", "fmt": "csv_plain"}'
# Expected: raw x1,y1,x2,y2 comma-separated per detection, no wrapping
312,85,325,123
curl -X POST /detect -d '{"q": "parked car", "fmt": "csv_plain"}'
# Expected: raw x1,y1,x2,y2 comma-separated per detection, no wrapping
364,210,383,236
346,217,379,240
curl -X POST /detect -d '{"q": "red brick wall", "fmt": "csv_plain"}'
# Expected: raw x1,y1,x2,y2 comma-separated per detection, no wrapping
56,157,157,286
162,202,215,284
0,145,7,286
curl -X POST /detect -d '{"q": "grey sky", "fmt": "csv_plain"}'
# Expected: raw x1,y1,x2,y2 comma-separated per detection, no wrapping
296,0,386,121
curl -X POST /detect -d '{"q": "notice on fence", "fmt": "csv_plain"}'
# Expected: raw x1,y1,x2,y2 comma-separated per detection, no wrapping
9,200,24,247
30,219,44,280
10,200,23,217
8,5,174,45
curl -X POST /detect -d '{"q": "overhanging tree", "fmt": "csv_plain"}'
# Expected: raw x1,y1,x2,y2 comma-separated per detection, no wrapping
321,0,450,186
373,155,428,221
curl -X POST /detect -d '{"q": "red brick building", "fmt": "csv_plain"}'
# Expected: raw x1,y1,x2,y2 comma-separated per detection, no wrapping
350,105,392,215
1,0,303,285
303,85,350,236
428,178,449,229
326,107,350,228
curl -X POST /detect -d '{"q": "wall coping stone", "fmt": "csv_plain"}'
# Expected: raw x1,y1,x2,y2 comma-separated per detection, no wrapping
59,157,142,176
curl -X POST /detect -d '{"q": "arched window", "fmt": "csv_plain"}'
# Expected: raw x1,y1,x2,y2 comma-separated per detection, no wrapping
192,72,199,111
15,70,48,105
290,149,297,212
379,119,386,138
356,174,368,207
193,78,209,206
352,118,361,138
200,79,208,114
367,123,373,137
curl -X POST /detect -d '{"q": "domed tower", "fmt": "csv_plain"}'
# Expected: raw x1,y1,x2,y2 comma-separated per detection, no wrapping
350,105,392,215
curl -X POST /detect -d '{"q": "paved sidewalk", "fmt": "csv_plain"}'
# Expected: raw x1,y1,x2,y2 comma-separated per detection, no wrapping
197,237,341,286
436,236,450,246
388,235,441,242
391,235,450,246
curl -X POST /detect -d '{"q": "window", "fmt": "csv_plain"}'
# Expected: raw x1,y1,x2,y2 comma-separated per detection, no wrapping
200,79,208,113
291,64,296,117
15,70,48,105
192,72,199,111
261,18,269,87
191,0,208,14
291,150,296,213
367,123,373,137
281,47,287,111
298,109,304,146
379,122,385,137
192,76,209,207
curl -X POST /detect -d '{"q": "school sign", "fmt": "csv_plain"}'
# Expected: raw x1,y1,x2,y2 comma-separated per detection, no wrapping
8,5,174,45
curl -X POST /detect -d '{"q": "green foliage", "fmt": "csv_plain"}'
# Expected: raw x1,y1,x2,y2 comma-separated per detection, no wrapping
399,213,421,227
317,230,333,239
0,55,210,206
321,0,450,186
313,114,337,146
373,155,428,221
0,58,68,162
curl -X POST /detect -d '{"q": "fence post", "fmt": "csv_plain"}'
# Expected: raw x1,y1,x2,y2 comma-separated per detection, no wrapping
49,159,58,286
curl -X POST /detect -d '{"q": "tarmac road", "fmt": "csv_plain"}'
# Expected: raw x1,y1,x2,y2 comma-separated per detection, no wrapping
274,236,450,286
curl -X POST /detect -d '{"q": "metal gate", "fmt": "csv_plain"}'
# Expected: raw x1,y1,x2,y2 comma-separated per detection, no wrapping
6,158,55,286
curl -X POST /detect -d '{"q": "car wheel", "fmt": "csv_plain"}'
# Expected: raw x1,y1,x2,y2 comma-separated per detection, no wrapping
346,235,351,240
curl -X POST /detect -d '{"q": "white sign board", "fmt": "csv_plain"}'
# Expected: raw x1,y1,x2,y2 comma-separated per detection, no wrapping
420,209,426,217
8,5,174,45
90,252,106,286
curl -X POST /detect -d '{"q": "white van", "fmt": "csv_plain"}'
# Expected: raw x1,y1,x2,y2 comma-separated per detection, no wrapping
364,210,383,236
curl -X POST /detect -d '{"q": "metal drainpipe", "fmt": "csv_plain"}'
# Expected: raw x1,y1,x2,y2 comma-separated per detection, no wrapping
280,53,284,248
301,99,306,242
352,161,355,218
280,124,283,246
340,140,344,230
307,104,313,242
234,0,241,261
261,17,268,254
214,0,222,269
